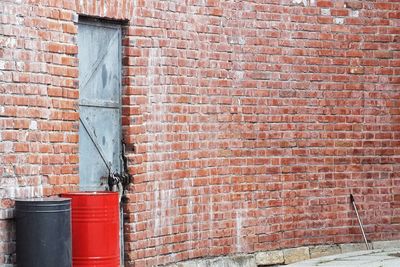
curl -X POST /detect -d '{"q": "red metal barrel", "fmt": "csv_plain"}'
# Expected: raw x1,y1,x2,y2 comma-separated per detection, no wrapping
61,192,120,266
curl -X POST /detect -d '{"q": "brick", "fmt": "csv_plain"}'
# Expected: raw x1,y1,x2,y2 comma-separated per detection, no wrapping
394,195,400,202
345,1,363,9
317,1,333,8
349,67,365,75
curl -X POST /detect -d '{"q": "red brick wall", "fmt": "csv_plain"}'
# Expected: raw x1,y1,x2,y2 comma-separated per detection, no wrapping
1,0,400,265
1,1,80,264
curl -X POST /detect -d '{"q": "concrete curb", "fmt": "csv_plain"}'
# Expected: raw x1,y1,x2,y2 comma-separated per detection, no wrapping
165,240,400,266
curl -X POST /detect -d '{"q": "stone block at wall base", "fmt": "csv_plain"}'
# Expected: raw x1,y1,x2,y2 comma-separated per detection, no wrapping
283,247,310,264
309,244,341,259
167,240,400,267
255,250,284,265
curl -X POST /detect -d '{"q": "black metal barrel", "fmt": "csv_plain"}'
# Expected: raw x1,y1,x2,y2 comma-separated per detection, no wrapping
15,197,72,267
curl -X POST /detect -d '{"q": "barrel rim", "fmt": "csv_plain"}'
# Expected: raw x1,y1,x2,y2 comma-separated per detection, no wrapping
15,197,71,203
62,191,118,196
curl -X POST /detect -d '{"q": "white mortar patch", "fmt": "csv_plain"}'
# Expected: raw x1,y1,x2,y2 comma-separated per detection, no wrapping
292,0,308,6
334,18,345,24
321,8,331,16
350,10,360,17
29,120,37,130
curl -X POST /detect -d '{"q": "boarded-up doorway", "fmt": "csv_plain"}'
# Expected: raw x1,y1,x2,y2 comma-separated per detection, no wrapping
78,19,122,191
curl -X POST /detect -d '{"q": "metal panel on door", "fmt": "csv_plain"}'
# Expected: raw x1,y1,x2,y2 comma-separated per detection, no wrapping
78,20,122,191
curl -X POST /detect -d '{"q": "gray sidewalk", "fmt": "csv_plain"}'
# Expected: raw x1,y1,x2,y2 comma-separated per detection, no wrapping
285,248,400,267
